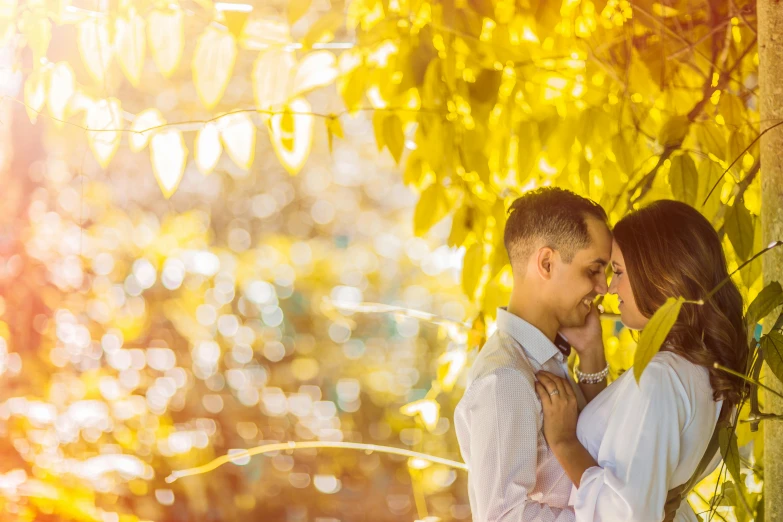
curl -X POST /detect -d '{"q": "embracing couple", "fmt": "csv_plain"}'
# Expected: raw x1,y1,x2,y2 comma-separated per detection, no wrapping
455,188,748,521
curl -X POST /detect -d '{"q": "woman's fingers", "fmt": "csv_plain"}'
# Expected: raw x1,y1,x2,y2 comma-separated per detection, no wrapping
536,371,558,395
537,371,569,400
534,381,551,408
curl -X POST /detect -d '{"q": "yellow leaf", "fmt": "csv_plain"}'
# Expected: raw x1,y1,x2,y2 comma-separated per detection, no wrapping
413,183,449,237
148,8,184,77
219,113,256,169
192,26,237,109
383,114,405,164
292,50,338,97
23,66,48,123
77,17,113,84
195,123,222,174
150,130,188,198
218,5,251,39
612,134,634,174
437,351,467,392
20,10,51,64
727,129,748,174
252,49,296,115
725,197,754,261
658,114,690,147
718,92,744,129
269,97,314,175
448,205,470,248
288,0,312,26
47,62,74,126
115,10,146,87
85,98,122,168
694,122,726,161
325,116,343,155
129,108,166,152
462,242,485,299
302,11,343,49
372,111,386,152
400,399,440,432
634,296,685,383
239,18,291,50
668,152,698,205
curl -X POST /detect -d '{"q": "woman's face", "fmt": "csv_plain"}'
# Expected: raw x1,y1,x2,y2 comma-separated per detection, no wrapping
608,240,649,330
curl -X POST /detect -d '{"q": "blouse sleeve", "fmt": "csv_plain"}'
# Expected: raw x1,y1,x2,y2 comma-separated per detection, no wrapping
570,362,688,522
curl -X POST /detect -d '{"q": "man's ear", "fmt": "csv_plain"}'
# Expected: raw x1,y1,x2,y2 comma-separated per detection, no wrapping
534,247,555,280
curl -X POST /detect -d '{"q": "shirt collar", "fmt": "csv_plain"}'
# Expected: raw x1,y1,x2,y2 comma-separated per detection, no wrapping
495,307,563,365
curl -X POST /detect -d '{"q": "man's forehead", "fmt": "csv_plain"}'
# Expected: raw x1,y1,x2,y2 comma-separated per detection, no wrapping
577,220,612,263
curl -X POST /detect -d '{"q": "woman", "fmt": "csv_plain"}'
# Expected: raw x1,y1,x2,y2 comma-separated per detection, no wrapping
534,200,749,521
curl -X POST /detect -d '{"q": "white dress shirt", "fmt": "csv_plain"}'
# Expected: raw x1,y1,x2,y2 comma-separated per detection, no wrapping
571,350,722,522
455,308,586,522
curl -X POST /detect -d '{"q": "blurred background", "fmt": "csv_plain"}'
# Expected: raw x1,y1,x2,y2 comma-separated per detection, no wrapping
0,0,773,521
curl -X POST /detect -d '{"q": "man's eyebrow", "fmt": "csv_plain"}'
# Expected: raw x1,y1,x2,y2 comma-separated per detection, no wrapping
591,258,609,265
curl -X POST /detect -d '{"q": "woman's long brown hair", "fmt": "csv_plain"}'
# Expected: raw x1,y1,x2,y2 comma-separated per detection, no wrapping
614,200,749,418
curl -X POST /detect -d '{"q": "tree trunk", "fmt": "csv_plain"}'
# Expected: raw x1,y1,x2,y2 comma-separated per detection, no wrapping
759,1,783,520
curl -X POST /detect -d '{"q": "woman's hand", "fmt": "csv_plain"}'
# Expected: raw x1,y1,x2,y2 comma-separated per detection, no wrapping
534,371,579,450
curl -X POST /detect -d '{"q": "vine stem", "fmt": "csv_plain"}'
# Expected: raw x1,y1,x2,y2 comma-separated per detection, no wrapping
166,441,468,483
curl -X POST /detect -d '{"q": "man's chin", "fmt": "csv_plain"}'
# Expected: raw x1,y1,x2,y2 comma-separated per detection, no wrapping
563,312,588,329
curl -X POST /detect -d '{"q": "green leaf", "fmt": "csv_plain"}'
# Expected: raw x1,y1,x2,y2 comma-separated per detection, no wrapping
719,426,742,486
413,183,448,237
634,296,685,383
658,115,690,147
669,153,698,205
694,122,726,161
288,0,312,25
383,114,405,164
761,331,783,384
462,242,485,299
774,311,783,331
725,198,755,261
746,282,783,331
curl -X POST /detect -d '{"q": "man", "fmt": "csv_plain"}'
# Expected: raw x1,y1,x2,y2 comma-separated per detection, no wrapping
454,188,683,521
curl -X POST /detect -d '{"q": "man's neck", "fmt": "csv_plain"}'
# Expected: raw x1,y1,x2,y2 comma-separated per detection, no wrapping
506,285,560,342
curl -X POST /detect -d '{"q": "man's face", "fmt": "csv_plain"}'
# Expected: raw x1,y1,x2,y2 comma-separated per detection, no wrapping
549,217,612,328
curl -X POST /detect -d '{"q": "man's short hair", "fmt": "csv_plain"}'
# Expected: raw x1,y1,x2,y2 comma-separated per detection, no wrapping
504,187,608,267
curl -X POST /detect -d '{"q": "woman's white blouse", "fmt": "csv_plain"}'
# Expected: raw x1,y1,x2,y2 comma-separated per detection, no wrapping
572,351,722,522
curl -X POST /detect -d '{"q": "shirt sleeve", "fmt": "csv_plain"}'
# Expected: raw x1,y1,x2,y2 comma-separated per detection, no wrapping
460,368,575,522
570,362,686,522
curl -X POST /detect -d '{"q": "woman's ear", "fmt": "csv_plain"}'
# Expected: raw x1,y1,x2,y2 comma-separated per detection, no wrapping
535,247,555,280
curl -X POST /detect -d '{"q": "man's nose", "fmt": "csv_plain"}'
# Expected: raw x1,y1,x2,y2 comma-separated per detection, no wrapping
596,276,609,295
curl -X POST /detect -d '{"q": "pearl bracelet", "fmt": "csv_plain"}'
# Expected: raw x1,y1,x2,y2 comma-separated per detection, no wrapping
574,363,609,384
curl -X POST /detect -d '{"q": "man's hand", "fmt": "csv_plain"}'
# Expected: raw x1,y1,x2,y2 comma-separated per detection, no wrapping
663,484,686,522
